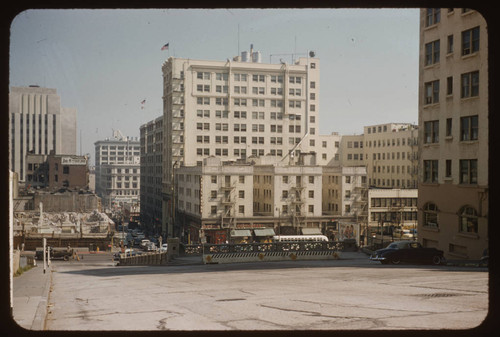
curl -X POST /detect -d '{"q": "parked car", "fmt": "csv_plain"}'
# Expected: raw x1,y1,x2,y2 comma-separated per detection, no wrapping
160,243,168,252
145,242,156,251
393,228,414,239
35,247,73,261
370,240,445,265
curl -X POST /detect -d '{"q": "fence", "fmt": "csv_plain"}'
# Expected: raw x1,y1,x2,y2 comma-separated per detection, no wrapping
200,241,345,264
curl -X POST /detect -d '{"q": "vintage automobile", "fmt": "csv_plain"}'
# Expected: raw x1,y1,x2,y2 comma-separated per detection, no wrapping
35,247,74,261
370,240,445,265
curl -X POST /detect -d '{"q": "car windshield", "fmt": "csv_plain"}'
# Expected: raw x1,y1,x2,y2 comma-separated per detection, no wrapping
387,243,399,249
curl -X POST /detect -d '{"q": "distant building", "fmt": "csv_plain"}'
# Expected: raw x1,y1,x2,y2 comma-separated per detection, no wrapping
174,154,367,244
417,8,488,260
139,116,163,233
9,86,77,182
25,152,89,191
94,130,140,210
339,123,419,189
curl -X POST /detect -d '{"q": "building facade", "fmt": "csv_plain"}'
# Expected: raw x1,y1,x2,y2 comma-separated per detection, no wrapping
174,154,367,244
94,131,141,211
339,123,419,189
418,8,488,259
9,86,77,182
161,49,328,237
140,116,164,233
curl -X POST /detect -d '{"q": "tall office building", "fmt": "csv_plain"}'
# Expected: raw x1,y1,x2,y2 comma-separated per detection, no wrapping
418,8,488,259
9,86,77,182
161,48,326,236
94,130,141,211
139,116,164,232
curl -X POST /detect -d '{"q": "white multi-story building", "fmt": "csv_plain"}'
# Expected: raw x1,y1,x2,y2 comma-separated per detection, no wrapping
418,8,488,260
9,86,77,182
174,153,367,244
94,130,141,210
161,49,340,236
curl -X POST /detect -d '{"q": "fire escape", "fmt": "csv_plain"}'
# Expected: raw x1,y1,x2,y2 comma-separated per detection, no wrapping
220,176,236,229
289,176,305,229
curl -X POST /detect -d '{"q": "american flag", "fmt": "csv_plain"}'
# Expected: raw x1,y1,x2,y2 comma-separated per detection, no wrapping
161,43,169,51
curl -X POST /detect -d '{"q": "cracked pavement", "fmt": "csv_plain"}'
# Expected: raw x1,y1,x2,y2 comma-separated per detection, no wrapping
44,252,488,330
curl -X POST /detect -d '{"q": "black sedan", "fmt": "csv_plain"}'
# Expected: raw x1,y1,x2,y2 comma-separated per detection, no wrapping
370,241,445,265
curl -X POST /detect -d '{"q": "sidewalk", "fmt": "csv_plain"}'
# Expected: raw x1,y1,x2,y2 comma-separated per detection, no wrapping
11,262,52,330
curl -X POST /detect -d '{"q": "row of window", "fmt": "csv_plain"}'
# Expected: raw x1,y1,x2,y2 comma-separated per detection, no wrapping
423,159,477,184
371,197,418,207
197,84,311,97
369,178,417,189
423,202,479,234
198,72,314,85
424,71,479,104
196,110,311,122
195,96,317,110
425,8,474,27
425,26,479,66
423,115,478,144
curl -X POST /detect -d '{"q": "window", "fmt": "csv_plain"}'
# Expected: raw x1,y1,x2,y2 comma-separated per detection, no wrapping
460,115,478,141
424,120,439,143
462,26,480,56
239,205,245,214
461,71,479,98
63,166,69,174
425,8,440,26
447,34,454,54
423,203,439,228
446,118,452,137
459,206,478,233
424,80,440,104
445,160,452,177
211,206,217,215
446,76,453,95
424,160,438,183
425,40,440,65
459,159,477,184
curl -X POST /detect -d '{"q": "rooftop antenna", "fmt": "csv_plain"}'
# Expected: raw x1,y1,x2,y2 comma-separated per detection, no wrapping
238,24,240,55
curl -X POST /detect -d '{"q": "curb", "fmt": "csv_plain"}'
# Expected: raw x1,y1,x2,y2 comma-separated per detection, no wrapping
31,266,52,330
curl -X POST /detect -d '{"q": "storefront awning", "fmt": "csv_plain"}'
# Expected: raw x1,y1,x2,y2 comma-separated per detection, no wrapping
254,228,276,237
230,229,252,237
301,227,322,235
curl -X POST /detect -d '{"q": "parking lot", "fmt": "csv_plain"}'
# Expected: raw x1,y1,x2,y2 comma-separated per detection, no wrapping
41,252,489,331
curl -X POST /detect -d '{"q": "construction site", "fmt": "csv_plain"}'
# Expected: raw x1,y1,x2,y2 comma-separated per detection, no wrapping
12,189,114,251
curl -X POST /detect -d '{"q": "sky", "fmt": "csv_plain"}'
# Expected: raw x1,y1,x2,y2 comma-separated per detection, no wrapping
9,8,420,165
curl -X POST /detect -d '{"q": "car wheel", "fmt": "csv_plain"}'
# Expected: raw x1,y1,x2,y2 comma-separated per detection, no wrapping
391,258,401,265
431,255,442,265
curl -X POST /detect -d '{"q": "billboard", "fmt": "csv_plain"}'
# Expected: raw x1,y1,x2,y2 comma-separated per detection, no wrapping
338,223,360,244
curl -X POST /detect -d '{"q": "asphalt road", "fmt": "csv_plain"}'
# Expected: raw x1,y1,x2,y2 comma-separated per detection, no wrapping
44,252,489,331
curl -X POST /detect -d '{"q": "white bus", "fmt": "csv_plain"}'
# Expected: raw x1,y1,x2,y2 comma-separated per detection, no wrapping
272,235,329,242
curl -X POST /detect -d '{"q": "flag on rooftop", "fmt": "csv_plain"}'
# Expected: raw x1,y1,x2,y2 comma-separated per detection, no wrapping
161,43,169,51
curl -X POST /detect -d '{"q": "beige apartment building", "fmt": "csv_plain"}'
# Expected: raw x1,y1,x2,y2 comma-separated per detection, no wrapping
161,48,346,237
174,154,366,244
418,8,488,260
339,123,419,189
